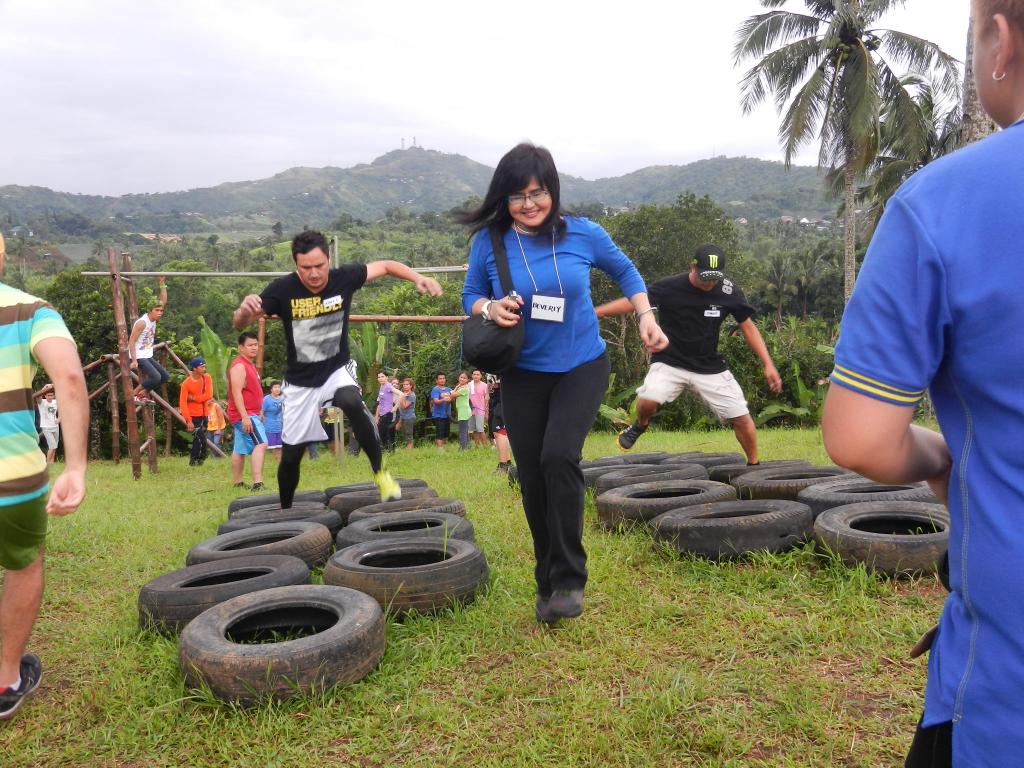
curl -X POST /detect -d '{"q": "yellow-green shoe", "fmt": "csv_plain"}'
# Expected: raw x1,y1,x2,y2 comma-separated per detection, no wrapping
374,470,402,502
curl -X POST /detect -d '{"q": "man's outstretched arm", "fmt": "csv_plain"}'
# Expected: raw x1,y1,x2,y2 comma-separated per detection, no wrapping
365,261,442,296
737,318,782,393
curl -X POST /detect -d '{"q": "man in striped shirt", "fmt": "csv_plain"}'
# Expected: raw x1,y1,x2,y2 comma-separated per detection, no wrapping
0,283,88,721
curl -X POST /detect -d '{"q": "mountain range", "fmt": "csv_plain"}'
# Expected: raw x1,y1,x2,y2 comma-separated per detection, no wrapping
0,147,835,232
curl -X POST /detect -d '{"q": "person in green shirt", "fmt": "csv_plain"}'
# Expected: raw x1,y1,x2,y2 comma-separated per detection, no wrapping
452,372,472,451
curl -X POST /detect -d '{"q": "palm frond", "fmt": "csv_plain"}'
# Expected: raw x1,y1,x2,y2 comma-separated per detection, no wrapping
779,60,831,165
738,35,825,113
733,10,823,65
841,43,881,171
878,30,962,102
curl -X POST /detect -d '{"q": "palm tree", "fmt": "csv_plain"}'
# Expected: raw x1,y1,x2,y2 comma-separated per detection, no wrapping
734,0,960,302
854,74,963,235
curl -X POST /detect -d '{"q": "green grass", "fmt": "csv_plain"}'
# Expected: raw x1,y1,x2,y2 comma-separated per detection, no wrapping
1,428,943,767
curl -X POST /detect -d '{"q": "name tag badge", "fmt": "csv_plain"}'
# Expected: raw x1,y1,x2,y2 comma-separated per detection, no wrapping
531,294,565,323
704,309,721,318
323,295,342,310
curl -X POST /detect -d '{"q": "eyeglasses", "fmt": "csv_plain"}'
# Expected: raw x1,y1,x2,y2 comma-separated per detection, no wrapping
507,189,550,207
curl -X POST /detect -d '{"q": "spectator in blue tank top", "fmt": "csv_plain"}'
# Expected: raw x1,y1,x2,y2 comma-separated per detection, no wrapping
261,381,283,461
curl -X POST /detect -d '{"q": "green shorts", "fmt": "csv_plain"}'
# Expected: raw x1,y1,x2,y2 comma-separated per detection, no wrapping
0,496,48,570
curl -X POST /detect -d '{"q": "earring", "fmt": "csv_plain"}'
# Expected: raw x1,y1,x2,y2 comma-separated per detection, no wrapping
993,70,1007,81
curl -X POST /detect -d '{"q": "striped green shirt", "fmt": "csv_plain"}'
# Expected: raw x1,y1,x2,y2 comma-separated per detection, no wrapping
0,283,74,506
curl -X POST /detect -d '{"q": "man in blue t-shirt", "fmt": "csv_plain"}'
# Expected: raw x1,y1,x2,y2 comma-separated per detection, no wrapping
429,373,452,448
821,118,1024,765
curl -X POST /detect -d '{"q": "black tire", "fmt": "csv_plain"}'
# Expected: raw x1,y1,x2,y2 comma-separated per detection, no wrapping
348,497,467,523
178,584,385,705
336,511,475,550
328,487,439,524
323,538,489,616
657,452,746,469
324,479,427,499
227,501,329,521
733,466,853,501
707,460,810,484
595,479,737,530
594,463,708,494
650,500,813,561
227,491,326,515
580,452,668,469
219,509,344,537
797,476,938,519
138,555,310,635
186,522,334,569
582,464,632,489
814,501,950,575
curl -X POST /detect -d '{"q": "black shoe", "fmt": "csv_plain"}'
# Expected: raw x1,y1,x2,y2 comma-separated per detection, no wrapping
617,421,647,452
233,482,246,489
535,595,558,624
495,462,512,474
250,482,267,492
548,589,584,619
0,654,42,721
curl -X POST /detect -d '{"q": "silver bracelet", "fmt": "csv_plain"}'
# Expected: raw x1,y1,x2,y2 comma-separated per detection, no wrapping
635,307,657,321
480,300,494,322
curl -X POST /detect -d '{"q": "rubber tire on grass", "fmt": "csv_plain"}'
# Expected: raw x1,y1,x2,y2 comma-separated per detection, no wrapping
650,500,813,561
178,584,385,706
138,555,310,635
596,479,737,530
656,452,745,469
348,497,467,523
707,460,810,484
323,538,489,616
797,476,938,519
324,479,428,500
733,466,853,501
219,509,344,537
813,501,950,576
329,487,438,525
336,511,475,550
580,452,668,469
227,501,329,521
594,463,708,494
228,490,327,515
582,464,630,489
186,522,334,569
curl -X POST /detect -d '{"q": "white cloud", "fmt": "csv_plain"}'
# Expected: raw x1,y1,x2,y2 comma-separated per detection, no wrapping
0,0,968,195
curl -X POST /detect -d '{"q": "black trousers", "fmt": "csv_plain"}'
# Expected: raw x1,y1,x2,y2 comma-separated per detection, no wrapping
379,412,396,452
188,415,208,464
501,354,609,598
905,719,952,768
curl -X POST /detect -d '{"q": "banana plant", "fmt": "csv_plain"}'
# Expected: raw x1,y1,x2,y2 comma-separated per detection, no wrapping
197,316,233,400
348,322,386,402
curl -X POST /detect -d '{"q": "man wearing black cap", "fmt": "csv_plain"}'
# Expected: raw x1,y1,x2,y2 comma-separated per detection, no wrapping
596,243,782,464
179,357,213,466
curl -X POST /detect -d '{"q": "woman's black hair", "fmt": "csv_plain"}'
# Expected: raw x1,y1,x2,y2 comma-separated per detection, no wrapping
455,142,566,237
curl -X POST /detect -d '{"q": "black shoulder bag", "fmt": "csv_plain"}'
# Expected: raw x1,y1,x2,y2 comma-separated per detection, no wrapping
461,227,525,373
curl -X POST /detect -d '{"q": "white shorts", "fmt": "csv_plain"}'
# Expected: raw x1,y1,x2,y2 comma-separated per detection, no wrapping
635,362,749,421
41,428,59,450
469,413,485,432
281,362,359,445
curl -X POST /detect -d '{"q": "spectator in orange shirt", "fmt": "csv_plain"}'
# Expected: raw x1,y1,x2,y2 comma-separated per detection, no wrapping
179,357,213,466
206,399,227,458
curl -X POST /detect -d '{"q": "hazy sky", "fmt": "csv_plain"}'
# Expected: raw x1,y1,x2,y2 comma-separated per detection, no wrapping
0,0,968,196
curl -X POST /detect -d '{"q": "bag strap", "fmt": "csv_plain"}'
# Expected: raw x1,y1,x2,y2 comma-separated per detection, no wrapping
489,227,515,298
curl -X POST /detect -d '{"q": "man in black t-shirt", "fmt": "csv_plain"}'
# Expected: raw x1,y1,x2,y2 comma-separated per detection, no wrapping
233,230,442,507
596,244,781,464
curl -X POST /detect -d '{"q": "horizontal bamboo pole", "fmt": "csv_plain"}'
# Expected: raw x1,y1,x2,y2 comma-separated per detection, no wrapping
82,266,468,277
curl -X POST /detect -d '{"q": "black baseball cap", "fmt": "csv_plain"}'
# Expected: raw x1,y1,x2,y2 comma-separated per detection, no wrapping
693,244,726,281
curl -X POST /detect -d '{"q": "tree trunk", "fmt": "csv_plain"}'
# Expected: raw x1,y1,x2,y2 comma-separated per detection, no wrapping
843,163,857,302
963,15,998,144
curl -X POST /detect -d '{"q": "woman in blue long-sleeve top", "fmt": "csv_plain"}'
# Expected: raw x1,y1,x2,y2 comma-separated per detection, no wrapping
460,142,667,624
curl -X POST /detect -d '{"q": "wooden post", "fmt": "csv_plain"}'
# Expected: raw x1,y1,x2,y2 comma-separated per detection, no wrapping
107,362,120,464
142,401,158,474
109,248,142,479
123,252,140,320
160,347,172,457
256,316,266,376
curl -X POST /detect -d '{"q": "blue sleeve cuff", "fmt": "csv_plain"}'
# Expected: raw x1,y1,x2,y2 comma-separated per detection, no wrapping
829,364,926,406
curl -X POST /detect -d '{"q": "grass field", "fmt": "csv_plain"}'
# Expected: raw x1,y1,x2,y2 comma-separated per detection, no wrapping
1,428,944,767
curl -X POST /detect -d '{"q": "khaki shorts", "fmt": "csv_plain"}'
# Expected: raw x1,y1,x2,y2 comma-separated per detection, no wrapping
636,362,749,421
0,496,48,570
